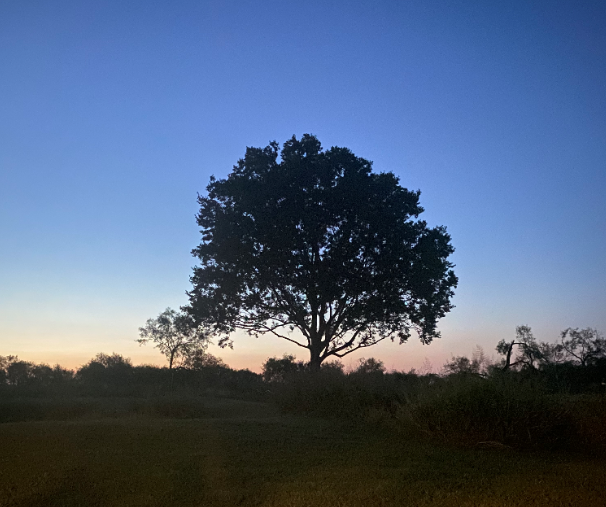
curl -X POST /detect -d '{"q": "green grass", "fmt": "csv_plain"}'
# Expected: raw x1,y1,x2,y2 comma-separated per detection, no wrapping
1,396,605,506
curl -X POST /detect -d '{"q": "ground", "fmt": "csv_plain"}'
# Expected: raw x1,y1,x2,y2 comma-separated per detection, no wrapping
0,397,604,506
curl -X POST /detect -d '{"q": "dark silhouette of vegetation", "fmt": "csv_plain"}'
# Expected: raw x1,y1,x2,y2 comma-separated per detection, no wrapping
187,134,457,369
262,354,307,382
442,346,491,377
262,326,606,452
2,324,605,452
0,355,73,396
0,351,264,404
496,326,606,375
353,357,386,375
77,353,136,396
497,325,553,371
137,307,210,369
560,327,605,367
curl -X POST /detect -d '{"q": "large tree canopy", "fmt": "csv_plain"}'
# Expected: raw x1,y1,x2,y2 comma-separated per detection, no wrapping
187,134,457,369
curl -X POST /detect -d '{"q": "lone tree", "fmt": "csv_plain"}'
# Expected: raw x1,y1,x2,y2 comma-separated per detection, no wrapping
187,134,457,370
137,308,210,369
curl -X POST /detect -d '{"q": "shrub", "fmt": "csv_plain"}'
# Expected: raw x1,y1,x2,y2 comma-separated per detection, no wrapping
271,366,407,420
400,374,577,449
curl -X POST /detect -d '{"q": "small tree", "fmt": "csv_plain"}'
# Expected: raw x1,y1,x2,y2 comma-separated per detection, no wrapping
560,328,605,367
496,326,571,371
138,308,210,369
443,356,480,376
77,353,134,393
496,326,546,371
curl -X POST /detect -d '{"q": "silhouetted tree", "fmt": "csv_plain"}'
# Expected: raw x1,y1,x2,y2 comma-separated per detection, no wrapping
0,355,17,385
497,326,605,373
6,359,33,386
0,356,74,394
497,326,546,371
138,308,210,369
187,134,457,370
77,353,134,394
560,327,605,366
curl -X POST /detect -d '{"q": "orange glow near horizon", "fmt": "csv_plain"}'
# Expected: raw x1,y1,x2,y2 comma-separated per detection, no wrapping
3,329,475,375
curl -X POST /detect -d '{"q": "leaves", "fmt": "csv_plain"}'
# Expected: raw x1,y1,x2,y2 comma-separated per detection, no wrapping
138,308,210,369
187,135,458,366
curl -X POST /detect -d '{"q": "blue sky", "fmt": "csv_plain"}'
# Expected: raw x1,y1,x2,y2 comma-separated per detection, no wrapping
1,0,605,372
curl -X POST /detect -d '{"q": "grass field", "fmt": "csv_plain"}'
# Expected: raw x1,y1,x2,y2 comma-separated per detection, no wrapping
1,396,605,506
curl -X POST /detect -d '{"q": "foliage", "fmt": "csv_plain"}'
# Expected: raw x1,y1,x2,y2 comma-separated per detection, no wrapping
352,357,386,375
442,346,491,376
270,362,426,421
138,308,211,369
402,374,577,449
1,349,605,454
262,354,307,382
76,353,135,396
0,355,74,395
496,326,606,372
560,327,606,366
181,349,227,370
496,325,544,371
187,134,457,368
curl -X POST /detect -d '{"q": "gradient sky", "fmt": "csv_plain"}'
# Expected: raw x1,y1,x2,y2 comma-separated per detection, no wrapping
1,0,605,373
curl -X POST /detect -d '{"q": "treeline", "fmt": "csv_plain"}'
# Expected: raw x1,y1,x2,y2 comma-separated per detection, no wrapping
0,352,265,399
443,326,606,392
1,326,604,452
262,327,606,452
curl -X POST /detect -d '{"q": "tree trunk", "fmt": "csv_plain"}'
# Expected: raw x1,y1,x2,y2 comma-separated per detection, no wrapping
169,351,175,391
308,334,322,372
502,341,516,371
308,353,322,372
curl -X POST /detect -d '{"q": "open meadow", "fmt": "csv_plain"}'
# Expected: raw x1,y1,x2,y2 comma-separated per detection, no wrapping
1,395,605,507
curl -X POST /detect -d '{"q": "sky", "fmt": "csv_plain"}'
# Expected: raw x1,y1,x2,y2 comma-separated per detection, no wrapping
1,0,605,373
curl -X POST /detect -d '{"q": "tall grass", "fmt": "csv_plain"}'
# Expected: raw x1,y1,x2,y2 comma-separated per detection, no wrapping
399,374,575,449
270,369,606,452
